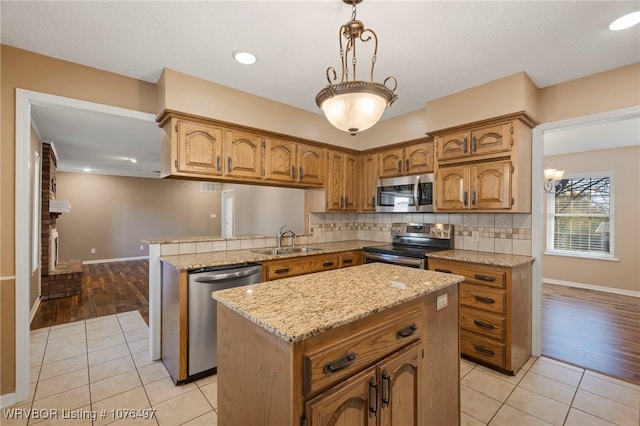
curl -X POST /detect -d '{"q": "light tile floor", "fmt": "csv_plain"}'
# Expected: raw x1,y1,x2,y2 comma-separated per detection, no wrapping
3,311,639,425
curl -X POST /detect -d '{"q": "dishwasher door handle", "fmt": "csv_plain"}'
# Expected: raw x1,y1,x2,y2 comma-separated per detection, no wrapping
193,268,261,283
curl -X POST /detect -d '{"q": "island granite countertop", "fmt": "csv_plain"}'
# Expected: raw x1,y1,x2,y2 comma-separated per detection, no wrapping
428,249,535,268
211,262,464,343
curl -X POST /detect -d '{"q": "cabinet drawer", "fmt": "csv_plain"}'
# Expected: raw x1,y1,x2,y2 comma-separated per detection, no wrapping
460,284,505,314
461,331,505,368
460,307,505,341
303,307,423,396
264,254,339,280
431,262,505,289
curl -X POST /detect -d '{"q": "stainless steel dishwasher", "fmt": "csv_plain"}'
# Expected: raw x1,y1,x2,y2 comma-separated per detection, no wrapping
187,262,262,380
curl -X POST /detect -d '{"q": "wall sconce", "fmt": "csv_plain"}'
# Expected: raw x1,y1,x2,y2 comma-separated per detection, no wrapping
544,168,565,194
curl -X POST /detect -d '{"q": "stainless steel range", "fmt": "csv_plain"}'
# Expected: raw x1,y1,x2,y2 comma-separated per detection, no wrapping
362,223,454,269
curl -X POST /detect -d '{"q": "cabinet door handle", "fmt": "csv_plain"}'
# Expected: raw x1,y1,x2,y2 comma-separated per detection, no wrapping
435,268,452,274
299,166,303,181
216,155,221,172
323,352,356,374
342,259,353,264
397,160,402,174
291,165,296,179
343,196,348,210
463,191,468,207
227,157,232,171
473,319,496,330
274,267,290,274
474,295,496,304
322,261,335,267
471,190,477,206
371,196,375,207
405,159,409,173
396,324,418,339
463,137,468,154
472,135,477,153
369,377,378,418
381,369,391,408
474,274,496,282
474,345,495,357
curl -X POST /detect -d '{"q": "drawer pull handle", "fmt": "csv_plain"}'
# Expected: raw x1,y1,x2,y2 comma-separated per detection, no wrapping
323,352,356,374
274,268,290,274
473,319,496,330
435,268,452,274
342,259,353,264
369,377,378,418
323,261,335,267
474,274,496,282
381,369,391,408
474,295,496,304
474,345,495,357
396,324,418,339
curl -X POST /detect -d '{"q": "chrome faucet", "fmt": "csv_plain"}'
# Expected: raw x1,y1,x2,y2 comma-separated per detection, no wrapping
276,225,296,248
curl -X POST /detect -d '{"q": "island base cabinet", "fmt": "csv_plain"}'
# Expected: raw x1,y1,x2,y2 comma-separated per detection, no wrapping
305,341,421,426
216,285,460,426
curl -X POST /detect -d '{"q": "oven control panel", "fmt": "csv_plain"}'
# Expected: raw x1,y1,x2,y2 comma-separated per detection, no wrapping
391,223,453,240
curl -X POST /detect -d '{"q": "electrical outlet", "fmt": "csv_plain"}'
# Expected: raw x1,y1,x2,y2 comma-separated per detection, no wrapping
436,294,448,311
139,245,144,251
210,213,217,219
313,227,322,237
214,243,226,251
472,230,480,242
90,248,96,254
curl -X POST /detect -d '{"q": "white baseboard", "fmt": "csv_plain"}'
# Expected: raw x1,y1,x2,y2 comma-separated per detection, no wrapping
543,278,640,298
82,256,149,265
29,296,41,324
0,392,17,409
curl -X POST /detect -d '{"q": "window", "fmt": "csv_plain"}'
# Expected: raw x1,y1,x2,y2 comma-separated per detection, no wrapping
546,174,614,258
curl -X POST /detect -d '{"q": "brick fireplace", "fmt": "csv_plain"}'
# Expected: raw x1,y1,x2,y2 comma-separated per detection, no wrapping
40,143,83,300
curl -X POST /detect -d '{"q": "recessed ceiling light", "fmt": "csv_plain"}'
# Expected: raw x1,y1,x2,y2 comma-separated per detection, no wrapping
609,11,640,31
83,167,92,172
232,50,256,65
129,158,137,163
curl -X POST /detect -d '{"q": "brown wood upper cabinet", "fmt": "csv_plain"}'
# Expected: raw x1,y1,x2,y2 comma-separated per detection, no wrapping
327,150,358,212
435,122,512,162
223,129,263,180
360,153,379,211
378,140,434,178
264,139,325,185
173,119,224,176
431,114,534,212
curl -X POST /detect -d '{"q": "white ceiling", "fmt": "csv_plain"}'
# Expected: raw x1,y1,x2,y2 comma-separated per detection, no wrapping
3,1,640,177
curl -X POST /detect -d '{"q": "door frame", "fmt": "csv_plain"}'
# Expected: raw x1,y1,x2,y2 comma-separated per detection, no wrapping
13,89,156,404
530,104,640,356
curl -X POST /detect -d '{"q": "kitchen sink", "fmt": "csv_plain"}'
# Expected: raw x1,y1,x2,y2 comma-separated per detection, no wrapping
251,246,321,255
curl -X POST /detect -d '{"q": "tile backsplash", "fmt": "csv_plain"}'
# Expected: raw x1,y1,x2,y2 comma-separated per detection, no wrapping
158,212,532,257
309,212,532,256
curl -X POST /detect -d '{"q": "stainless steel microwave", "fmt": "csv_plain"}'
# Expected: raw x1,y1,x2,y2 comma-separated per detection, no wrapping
376,174,434,213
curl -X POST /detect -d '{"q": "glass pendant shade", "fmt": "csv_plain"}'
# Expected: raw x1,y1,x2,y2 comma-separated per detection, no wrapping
319,90,388,136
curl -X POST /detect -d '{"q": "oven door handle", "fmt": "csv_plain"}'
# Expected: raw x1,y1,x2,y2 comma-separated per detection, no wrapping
413,175,420,211
363,252,425,268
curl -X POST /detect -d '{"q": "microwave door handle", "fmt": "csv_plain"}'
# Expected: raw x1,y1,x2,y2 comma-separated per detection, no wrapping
413,175,420,211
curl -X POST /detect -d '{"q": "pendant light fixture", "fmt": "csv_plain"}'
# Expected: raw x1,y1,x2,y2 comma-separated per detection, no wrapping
316,0,398,136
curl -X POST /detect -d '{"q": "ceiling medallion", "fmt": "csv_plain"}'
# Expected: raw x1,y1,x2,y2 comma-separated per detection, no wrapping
316,0,398,136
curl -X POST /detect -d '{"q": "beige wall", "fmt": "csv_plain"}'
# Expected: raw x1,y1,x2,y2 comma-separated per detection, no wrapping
425,72,539,132
543,146,640,293
538,63,640,124
55,173,222,261
1,45,156,395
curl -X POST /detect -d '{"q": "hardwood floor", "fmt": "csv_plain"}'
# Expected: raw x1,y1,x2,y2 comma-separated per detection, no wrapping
31,259,149,329
542,283,640,385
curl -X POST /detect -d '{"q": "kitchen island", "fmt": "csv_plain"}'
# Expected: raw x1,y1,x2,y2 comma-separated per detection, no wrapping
212,262,464,426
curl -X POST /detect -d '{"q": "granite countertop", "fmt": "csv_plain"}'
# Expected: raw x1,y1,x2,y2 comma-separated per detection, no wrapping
159,240,385,270
142,233,293,245
212,263,464,343
429,249,535,267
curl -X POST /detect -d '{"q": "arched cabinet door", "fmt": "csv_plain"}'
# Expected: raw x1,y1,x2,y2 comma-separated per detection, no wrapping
435,165,470,210
177,120,223,176
223,129,263,180
471,160,512,209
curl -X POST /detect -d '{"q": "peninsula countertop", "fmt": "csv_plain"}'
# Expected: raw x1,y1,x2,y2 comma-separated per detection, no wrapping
159,240,385,270
428,249,535,267
211,263,464,343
